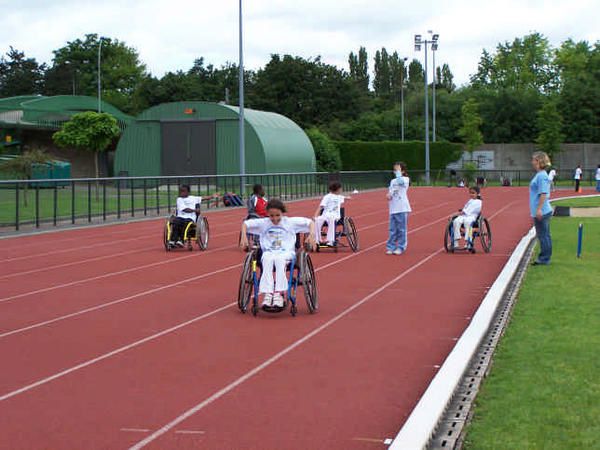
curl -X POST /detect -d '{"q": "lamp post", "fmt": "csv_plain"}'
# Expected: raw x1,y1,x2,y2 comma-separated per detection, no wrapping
429,31,439,142
414,32,439,185
400,56,408,142
97,37,103,113
238,0,245,195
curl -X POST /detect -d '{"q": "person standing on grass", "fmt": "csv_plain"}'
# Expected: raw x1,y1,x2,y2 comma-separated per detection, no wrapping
530,152,553,266
548,166,557,191
595,164,600,192
574,164,582,192
386,161,411,255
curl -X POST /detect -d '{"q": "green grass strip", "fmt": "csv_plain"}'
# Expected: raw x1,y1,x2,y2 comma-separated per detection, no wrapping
552,196,600,208
464,217,600,450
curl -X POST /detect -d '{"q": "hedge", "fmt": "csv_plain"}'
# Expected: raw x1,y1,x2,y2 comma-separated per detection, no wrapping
335,140,462,171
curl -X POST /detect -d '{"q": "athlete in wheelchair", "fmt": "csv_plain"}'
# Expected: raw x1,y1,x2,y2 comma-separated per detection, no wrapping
163,184,210,251
313,181,359,253
238,198,318,316
443,186,492,253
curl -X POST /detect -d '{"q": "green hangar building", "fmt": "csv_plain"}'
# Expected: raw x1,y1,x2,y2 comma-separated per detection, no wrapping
114,102,316,177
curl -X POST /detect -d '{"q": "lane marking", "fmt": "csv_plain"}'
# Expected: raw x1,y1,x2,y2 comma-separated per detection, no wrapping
121,428,150,433
174,430,205,435
128,248,445,449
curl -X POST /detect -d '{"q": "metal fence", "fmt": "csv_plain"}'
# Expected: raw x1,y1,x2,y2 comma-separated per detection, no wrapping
1,169,597,231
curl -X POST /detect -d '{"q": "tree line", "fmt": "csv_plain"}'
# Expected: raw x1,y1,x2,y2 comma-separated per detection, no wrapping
1,32,599,146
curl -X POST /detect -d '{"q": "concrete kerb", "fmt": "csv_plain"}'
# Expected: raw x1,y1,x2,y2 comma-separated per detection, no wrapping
387,227,537,449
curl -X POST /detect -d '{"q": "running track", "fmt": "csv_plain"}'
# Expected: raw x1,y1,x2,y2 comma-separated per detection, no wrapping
1,188,533,449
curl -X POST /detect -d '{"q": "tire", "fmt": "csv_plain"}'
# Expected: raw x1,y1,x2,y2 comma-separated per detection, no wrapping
299,251,318,313
344,217,359,252
196,217,209,250
164,219,172,251
237,251,255,313
480,218,492,253
443,218,455,253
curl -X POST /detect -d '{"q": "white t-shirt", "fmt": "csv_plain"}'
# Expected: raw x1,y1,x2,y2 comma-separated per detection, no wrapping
319,193,345,219
574,168,582,180
462,198,482,219
176,196,201,221
244,216,312,253
388,176,411,215
595,168,600,181
548,169,556,181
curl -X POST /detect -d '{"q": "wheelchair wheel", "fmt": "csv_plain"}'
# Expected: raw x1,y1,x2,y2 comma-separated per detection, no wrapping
163,219,171,251
299,251,318,313
479,218,492,253
238,251,255,313
344,217,359,252
196,217,210,250
443,217,455,253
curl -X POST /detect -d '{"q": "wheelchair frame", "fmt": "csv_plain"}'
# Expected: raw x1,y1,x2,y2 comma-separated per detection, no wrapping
237,247,318,317
444,214,492,254
315,207,359,253
163,214,210,251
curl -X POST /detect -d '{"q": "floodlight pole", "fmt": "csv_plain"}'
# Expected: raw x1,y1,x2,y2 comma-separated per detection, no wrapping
400,57,407,142
238,0,246,195
432,47,436,142
424,44,430,185
97,38,103,113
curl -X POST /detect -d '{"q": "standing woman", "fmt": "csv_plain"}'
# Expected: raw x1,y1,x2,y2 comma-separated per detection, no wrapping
530,152,553,265
386,161,411,255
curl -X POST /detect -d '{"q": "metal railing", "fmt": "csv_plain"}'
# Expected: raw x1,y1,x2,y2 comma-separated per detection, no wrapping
1,169,597,231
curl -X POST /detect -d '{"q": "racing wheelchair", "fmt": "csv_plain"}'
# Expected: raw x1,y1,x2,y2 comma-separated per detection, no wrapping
315,207,359,253
237,240,318,317
163,213,210,251
443,214,492,254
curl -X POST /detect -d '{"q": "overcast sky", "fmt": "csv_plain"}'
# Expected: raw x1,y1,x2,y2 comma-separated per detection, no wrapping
1,0,598,87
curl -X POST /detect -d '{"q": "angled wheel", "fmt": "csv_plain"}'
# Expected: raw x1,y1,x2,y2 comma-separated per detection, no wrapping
299,251,318,313
443,217,455,253
238,251,255,313
196,216,210,250
344,217,359,252
163,218,172,251
479,217,492,253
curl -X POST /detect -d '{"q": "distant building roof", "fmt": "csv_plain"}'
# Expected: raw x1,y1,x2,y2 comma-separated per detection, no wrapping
0,95,133,131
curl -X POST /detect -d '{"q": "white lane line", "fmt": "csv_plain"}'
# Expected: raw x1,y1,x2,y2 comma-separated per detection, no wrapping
0,263,241,339
174,430,205,435
121,428,151,433
0,243,237,303
0,248,148,280
0,204,454,401
0,303,235,402
128,248,445,450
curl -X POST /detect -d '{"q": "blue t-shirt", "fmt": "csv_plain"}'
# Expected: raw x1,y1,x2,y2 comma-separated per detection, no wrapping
529,171,552,217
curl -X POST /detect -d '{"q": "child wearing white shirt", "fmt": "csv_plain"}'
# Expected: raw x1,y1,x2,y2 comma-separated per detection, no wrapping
241,199,316,309
386,162,411,255
170,185,201,247
453,186,482,248
574,165,582,192
313,181,348,246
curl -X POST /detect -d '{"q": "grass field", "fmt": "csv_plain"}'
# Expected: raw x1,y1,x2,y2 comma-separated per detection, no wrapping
463,215,600,449
553,195,600,208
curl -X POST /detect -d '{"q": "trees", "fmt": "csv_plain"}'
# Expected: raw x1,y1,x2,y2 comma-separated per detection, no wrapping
348,46,369,94
373,48,391,97
53,112,121,180
536,100,564,157
0,149,50,205
458,99,483,152
0,47,46,96
305,128,342,172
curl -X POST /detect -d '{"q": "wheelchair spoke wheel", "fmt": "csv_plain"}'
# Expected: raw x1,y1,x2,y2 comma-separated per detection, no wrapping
196,217,210,250
299,252,318,313
163,220,171,251
238,251,255,313
480,218,492,253
344,217,359,252
443,218,455,253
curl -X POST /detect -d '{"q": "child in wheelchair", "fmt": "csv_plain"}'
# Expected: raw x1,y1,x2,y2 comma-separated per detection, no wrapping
240,198,316,309
313,181,349,246
168,185,200,248
453,186,482,249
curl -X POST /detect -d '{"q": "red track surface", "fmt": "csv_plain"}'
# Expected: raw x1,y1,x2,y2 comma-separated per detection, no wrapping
1,187,537,449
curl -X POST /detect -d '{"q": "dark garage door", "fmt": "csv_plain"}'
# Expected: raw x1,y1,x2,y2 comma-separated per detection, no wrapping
161,120,216,176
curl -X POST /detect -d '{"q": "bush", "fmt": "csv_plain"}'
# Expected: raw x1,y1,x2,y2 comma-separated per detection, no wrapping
305,128,342,172
335,140,462,171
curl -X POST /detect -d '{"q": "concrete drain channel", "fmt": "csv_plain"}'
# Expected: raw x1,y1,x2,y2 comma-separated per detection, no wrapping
428,241,535,449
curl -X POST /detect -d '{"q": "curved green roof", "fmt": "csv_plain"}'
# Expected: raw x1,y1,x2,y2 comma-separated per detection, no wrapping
115,101,315,177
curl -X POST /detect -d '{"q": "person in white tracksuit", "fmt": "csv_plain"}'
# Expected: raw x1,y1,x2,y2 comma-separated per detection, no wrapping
453,186,482,248
313,181,348,246
240,199,316,309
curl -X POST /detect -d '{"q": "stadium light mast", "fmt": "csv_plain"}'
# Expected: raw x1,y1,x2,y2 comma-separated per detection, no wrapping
414,31,439,185
400,56,408,142
429,31,439,142
238,0,246,194
97,37,103,113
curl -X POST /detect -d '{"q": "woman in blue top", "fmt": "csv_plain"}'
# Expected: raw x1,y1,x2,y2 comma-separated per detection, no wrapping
530,151,553,265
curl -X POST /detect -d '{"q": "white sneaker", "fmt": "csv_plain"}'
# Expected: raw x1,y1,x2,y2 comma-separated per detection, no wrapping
393,249,403,255
262,293,273,308
385,250,393,255
272,292,284,308
168,240,175,247
176,240,184,247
